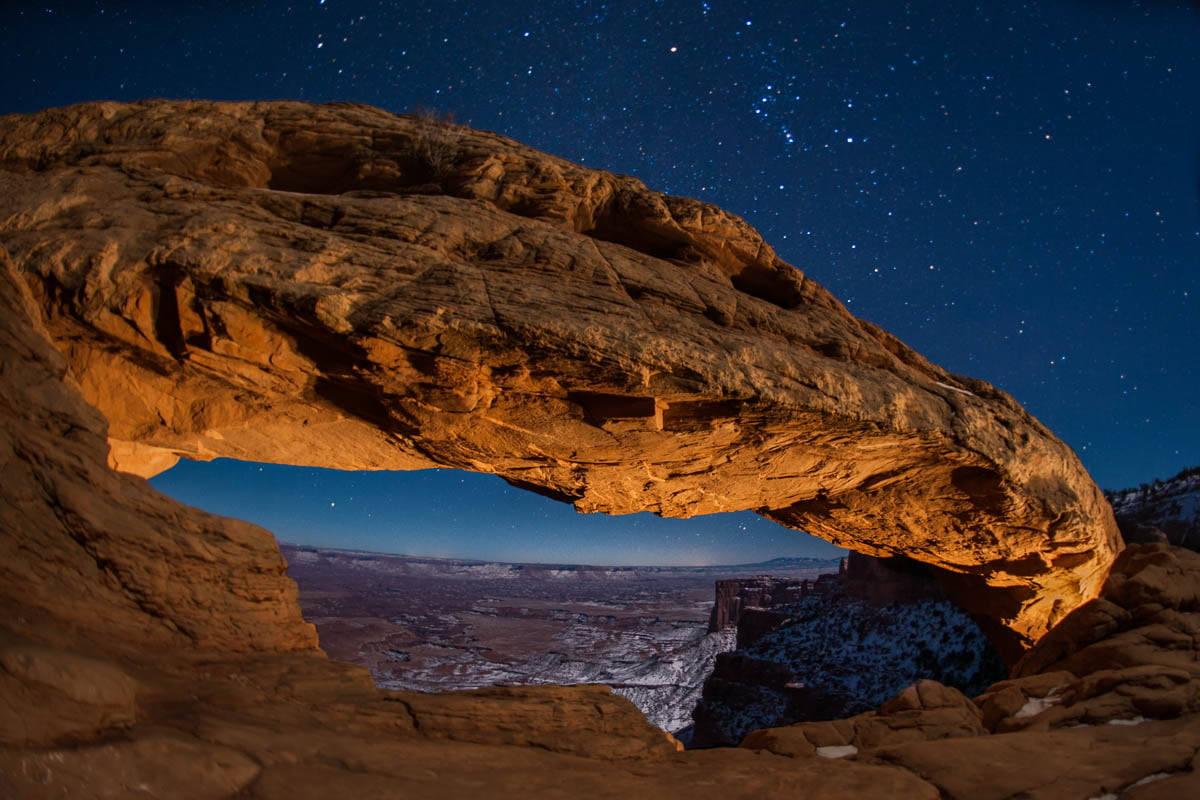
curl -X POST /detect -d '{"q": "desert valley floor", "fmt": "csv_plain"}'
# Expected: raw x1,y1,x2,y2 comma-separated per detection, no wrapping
280,544,837,734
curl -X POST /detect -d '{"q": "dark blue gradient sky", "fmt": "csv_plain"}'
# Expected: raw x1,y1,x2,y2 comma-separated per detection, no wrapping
150,460,845,565
3,1,1197,564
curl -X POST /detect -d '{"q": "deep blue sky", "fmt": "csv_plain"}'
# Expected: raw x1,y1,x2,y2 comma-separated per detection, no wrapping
3,1,1197,564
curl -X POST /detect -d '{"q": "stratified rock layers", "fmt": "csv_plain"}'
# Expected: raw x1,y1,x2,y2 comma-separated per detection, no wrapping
0,172,938,800
0,100,1118,651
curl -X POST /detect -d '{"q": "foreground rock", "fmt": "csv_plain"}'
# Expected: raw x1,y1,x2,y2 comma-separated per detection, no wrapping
0,100,1120,651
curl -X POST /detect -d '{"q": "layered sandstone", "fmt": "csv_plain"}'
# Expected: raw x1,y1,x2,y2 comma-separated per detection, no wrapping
0,100,1120,651
0,100,1195,798
0,218,937,800
708,576,816,633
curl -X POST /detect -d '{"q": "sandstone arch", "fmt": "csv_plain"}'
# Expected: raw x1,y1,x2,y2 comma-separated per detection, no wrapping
0,100,1120,658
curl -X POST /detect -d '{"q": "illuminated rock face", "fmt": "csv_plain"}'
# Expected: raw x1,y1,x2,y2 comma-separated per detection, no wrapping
8,101,1200,800
0,100,1119,654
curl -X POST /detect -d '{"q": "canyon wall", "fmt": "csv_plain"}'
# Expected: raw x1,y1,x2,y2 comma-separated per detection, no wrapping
692,555,1002,746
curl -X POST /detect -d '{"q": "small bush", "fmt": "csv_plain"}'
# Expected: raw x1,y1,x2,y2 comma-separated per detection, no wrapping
409,107,463,179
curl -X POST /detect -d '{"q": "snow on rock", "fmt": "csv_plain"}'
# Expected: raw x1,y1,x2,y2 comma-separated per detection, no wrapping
1087,771,1172,800
815,745,858,759
692,590,1005,746
1013,688,1063,719
1106,468,1200,550
611,628,737,734
1107,716,1148,726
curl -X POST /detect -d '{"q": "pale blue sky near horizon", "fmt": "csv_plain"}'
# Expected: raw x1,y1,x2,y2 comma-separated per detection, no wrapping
150,458,848,567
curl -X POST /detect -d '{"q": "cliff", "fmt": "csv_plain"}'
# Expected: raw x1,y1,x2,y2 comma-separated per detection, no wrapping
691,559,1002,746
707,576,820,633
708,554,943,637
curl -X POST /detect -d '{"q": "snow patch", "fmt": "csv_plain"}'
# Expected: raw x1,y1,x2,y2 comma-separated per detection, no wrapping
1013,688,1063,719
816,745,858,759
1107,716,1148,726
1087,772,1174,800
934,380,976,397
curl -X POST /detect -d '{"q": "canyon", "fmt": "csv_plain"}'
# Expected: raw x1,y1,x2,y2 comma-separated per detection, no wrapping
1,100,1197,798
278,545,837,736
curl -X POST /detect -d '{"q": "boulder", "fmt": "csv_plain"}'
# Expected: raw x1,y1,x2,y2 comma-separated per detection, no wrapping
741,680,986,757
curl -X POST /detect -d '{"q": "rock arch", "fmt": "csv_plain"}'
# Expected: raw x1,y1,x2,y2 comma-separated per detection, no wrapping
0,100,1120,659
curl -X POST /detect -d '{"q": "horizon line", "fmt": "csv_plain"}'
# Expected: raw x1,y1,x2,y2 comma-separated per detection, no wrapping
275,540,846,571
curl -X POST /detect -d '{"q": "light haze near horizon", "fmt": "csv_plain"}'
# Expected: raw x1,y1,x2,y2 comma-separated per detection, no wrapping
151,458,847,567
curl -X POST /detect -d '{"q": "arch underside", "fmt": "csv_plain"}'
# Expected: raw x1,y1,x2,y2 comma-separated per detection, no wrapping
0,100,1121,659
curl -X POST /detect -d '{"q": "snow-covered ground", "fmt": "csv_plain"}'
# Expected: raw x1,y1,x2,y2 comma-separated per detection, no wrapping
282,545,818,736
694,591,1005,744
374,613,737,734
1107,469,1200,548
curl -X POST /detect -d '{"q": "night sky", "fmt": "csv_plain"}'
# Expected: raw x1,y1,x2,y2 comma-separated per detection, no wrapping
3,1,1197,565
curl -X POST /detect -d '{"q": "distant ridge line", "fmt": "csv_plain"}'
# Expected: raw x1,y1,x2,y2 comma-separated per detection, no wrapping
278,541,843,572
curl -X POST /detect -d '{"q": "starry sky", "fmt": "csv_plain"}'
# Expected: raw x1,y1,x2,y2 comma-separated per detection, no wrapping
3,1,1197,565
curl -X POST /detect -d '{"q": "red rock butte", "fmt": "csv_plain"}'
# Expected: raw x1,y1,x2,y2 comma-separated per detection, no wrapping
8,101,1192,800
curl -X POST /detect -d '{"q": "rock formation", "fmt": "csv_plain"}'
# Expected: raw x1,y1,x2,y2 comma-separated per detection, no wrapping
691,567,1004,747
1107,468,1200,551
1,236,937,799
708,576,819,634
8,99,1195,797
0,100,1120,655
841,551,946,606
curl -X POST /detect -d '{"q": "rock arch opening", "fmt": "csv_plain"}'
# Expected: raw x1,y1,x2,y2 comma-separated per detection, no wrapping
146,458,1007,745
147,457,850,740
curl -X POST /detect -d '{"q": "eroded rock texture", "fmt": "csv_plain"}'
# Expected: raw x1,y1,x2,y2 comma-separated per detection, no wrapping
0,100,1119,651
0,226,937,800
2,100,1198,799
